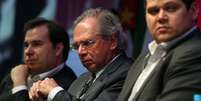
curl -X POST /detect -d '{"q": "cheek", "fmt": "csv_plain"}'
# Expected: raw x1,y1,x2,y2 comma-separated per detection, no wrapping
169,11,192,28
88,42,111,63
36,49,53,66
87,50,103,65
44,51,56,63
95,50,109,63
170,17,183,27
146,17,156,32
169,17,189,35
88,50,100,60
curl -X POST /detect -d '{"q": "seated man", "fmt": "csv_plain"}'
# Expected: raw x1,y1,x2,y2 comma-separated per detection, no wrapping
29,8,133,101
117,0,201,101
0,18,77,101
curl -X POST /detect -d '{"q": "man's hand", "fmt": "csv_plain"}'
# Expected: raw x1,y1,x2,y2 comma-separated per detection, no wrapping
29,81,43,101
39,78,58,96
11,64,29,87
29,78,58,99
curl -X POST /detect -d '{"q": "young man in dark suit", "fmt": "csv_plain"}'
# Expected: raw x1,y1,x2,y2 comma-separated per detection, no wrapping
29,8,133,101
0,18,77,101
117,0,201,101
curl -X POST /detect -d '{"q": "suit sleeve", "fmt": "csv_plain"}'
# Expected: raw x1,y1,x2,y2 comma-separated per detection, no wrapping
156,45,201,101
13,90,29,101
52,90,77,101
0,74,29,101
52,80,125,101
93,80,125,101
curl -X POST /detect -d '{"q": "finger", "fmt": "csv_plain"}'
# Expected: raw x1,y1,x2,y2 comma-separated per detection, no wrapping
29,90,39,101
29,91,33,100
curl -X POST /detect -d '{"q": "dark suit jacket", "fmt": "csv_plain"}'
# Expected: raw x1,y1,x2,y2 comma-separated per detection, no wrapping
117,28,201,101
51,53,133,101
0,65,77,101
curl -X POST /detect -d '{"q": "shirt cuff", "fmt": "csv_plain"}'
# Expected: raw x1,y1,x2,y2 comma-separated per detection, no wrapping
12,85,28,94
47,86,64,101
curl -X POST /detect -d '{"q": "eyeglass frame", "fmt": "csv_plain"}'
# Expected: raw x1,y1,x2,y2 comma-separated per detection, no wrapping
71,35,106,52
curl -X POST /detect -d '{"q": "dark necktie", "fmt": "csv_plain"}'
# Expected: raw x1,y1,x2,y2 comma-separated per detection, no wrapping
79,73,95,99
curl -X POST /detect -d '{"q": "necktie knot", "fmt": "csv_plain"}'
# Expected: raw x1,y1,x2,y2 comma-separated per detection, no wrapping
27,75,41,89
31,75,40,82
149,46,166,63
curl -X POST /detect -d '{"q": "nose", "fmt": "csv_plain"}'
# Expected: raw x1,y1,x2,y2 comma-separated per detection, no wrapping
25,46,34,57
157,10,168,23
77,45,87,56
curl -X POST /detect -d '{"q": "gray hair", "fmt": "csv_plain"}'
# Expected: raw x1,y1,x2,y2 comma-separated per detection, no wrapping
73,8,126,51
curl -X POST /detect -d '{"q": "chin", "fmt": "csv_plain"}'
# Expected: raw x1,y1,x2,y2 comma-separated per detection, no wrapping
86,66,98,73
155,36,173,43
29,67,41,75
155,32,179,42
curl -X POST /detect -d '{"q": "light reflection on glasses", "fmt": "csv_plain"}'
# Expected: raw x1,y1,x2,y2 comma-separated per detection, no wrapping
71,39,96,51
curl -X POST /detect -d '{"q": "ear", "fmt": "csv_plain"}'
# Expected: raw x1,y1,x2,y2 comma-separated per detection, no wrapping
190,1,199,20
110,34,118,50
55,43,64,57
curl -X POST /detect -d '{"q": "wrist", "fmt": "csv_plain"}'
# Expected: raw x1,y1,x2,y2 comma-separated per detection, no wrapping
13,80,26,87
48,86,64,100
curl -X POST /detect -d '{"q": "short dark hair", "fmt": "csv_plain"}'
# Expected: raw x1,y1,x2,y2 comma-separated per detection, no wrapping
182,0,195,10
144,0,195,10
24,17,69,61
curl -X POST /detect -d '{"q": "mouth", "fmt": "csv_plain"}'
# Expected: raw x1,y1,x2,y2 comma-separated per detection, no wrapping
25,59,36,65
82,60,92,66
156,26,169,33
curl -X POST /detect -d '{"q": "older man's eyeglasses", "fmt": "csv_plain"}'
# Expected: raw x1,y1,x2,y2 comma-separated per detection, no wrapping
72,39,96,51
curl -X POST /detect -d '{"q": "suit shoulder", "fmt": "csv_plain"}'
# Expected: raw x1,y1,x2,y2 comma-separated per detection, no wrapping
53,66,77,90
56,66,77,79
171,29,201,58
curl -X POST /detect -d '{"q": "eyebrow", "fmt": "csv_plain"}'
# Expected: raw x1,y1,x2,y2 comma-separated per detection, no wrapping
24,39,45,45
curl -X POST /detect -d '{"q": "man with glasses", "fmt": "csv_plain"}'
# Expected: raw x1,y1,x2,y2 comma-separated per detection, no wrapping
29,8,133,101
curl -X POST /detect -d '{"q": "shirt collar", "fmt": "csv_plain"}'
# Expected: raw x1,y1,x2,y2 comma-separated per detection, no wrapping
30,63,65,80
94,53,122,80
148,25,197,55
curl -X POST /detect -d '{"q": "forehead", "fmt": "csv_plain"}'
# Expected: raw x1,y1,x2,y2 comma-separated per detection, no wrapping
146,0,184,7
25,25,49,42
73,17,99,41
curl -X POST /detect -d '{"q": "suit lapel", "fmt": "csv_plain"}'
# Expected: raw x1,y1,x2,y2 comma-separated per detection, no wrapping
50,65,76,90
117,53,147,101
68,72,90,99
102,54,127,76
133,55,168,100
82,80,104,100
94,53,129,83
